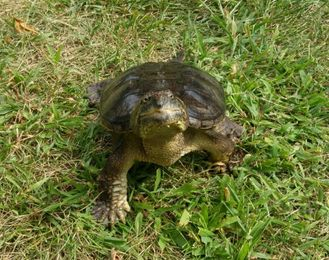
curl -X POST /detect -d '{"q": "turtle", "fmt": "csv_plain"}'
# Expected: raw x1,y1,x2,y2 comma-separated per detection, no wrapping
87,61,243,225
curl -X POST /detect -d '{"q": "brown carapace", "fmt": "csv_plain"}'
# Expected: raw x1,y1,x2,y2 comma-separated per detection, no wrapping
87,61,243,225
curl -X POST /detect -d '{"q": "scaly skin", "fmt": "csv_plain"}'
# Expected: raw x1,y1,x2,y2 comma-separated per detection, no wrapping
93,116,242,225
92,136,136,225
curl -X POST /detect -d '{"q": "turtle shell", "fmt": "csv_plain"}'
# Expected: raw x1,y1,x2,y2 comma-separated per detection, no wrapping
100,62,226,132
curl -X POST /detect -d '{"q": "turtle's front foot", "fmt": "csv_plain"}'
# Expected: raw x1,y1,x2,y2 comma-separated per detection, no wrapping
210,161,228,174
209,148,246,174
93,196,131,226
109,195,131,224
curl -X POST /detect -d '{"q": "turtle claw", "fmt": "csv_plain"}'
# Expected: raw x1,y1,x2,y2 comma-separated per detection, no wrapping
109,200,131,225
93,198,131,226
210,161,228,174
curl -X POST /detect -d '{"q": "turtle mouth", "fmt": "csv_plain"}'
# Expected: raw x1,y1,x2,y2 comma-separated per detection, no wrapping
139,119,187,138
139,108,187,131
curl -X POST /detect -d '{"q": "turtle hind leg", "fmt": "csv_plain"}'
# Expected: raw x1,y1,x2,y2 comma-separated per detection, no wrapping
204,117,244,173
189,127,235,174
216,116,243,142
86,79,112,107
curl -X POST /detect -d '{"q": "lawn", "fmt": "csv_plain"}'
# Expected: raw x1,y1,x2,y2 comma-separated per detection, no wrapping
0,0,328,259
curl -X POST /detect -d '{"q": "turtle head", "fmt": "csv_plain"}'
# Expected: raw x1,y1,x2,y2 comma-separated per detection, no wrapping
131,90,188,138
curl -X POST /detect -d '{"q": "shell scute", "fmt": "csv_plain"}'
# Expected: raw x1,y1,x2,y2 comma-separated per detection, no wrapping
99,62,226,132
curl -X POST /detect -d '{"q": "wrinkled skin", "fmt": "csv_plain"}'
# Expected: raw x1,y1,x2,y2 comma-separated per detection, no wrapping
88,62,243,226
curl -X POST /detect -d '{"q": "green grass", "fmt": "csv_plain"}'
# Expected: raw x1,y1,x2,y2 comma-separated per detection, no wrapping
1,0,328,259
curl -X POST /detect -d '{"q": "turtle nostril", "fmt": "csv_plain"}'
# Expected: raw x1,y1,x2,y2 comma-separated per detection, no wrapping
143,96,151,103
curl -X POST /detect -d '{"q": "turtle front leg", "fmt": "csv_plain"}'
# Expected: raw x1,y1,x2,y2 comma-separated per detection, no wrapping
205,135,235,173
93,141,135,226
203,117,243,173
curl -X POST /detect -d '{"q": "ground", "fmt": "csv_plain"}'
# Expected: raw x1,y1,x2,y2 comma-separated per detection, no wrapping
0,0,328,259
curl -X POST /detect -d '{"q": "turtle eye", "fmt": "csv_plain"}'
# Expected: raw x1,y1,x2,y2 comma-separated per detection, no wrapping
166,92,174,98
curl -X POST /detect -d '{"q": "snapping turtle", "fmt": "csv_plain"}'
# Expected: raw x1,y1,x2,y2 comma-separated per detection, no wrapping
87,61,243,225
